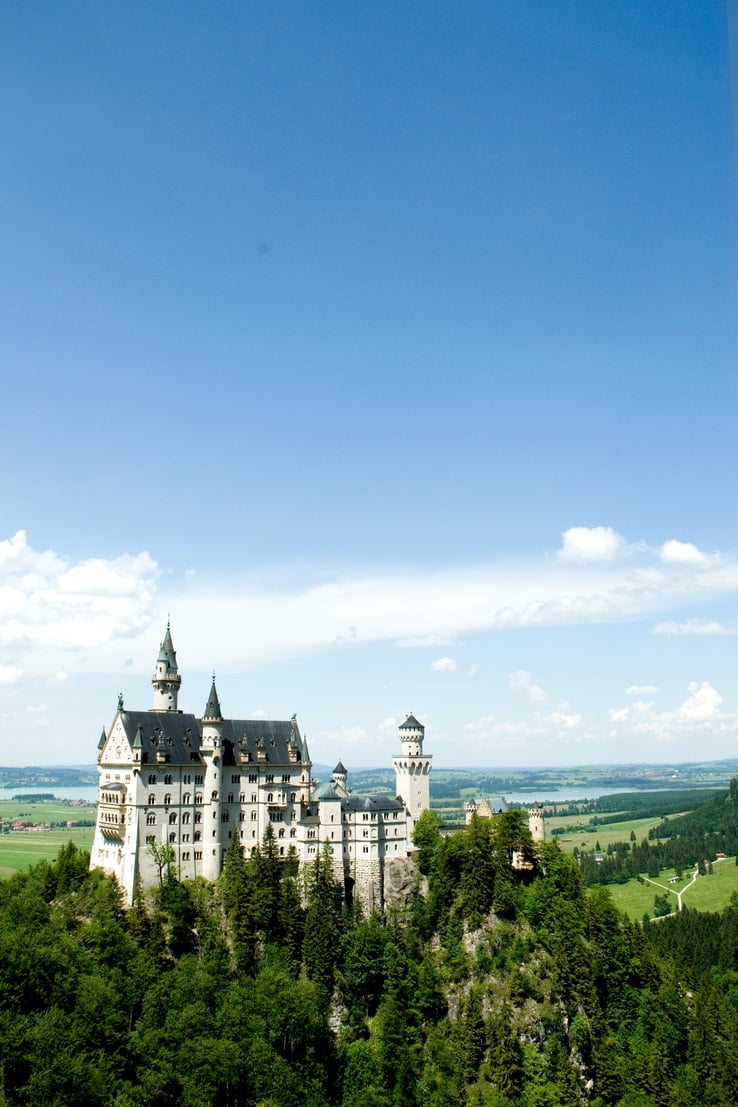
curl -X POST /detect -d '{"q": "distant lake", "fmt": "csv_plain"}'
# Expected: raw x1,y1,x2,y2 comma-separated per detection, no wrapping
501,787,677,806
0,785,98,803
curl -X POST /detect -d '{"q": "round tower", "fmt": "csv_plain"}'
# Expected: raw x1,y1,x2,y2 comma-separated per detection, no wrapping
152,622,182,711
392,713,432,836
528,802,545,844
201,676,224,882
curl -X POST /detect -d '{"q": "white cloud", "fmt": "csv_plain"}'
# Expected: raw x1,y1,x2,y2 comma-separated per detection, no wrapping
626,685,659,696
659,539,717,566
676,681,723,722
26,704,48,714
609,706,629,722
509,669,547,702
0,665,23,686
379,716,398,733
653,618,731,636
395,634,454,649
551,707,582,729
0,531,159,657
557,526,625,562
431,656,457,672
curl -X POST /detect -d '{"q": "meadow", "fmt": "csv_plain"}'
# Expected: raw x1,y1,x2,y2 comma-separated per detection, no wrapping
0,798,96,877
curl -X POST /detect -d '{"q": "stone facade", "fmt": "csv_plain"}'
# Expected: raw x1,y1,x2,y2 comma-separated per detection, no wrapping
90,626,428,909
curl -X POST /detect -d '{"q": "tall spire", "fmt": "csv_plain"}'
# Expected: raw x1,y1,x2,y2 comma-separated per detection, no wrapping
152,621,182,711
203,675,223,721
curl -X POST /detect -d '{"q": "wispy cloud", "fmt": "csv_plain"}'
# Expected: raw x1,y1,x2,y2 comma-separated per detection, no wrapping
431,656,457,673
3,526,738,682
509,670,547,702
653,618,733,636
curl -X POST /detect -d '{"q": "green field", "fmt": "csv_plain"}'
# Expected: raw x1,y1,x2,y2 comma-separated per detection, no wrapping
0,798,97,877
546,812,671,854
606,858,738,920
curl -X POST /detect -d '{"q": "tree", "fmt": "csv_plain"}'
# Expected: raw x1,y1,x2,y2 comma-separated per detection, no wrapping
146,839,175,887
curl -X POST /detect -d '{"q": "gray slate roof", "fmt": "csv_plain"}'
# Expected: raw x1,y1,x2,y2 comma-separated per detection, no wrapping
157,625,178,669
113,711,309,768
399,714,424,730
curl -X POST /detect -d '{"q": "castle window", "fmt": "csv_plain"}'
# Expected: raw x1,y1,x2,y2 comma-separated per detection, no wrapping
195,775,203,786
164,774,173,785
290,829,296,838
282,774,290,783
290,792,296,802
231,774,240,784
194,850,202,860
183,774,192,785
148,794,156,806
240,793,246,803
169,832,176,842
251,811,257,821
248,774,257,783
221,812,230,823
148,774,156,785
211,790,218,801
195,794,203,804
194,832,201,842
227,794,233,804
265,774,274,783
146,813,156,825
146,835,155,845
194,812,202,824
169,813,177,824
278,828,285,838
267,793,273,803
239,812,245,822
251,793,257,803
164,794,172,807
182,834,190,842
183,793,191,805
280,846,284,855
182,851,190,861
182,812,190,824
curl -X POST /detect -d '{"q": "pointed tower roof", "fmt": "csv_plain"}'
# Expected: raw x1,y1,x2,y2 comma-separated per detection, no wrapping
333,760,347,776
98,726,107,750
203,676,223,721
400,713,424,730
157,622,178,669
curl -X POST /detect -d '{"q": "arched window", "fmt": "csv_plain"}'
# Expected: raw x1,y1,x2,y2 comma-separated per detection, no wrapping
169,812,177,824
182,812,190,824
195,793,203,804
278,828,285,838
148,774,156,785
169,832,176,843
164,794,172,807
221,812,230,822
146,812,156,825
251,811,257,821
183,793,191,805
164,774,173,785
194,831,201,842
267,793,273,803
290,792,296,802
148,794,156,806
290,828,296,838
194,812,202,824
211,790,218,801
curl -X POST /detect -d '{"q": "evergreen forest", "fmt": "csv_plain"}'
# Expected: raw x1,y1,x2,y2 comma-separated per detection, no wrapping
2,795,738,1106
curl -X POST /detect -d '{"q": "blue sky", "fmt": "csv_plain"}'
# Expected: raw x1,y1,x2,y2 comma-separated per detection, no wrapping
1,2,737,770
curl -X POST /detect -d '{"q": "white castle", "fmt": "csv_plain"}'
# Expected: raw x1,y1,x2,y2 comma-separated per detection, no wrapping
91,625,432,909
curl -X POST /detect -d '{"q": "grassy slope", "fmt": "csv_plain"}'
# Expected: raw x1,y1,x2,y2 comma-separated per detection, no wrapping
607,857,738,920
0,799,97,876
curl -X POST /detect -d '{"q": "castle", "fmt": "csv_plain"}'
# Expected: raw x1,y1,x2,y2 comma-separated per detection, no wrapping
91,625,432,909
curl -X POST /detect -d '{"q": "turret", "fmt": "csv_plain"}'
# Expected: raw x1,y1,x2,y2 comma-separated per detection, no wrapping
392,713,432,836
201,675,224,881
528,802,545,844
152,622,182,711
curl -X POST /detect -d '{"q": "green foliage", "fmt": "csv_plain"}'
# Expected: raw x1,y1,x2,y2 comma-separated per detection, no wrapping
5,797,738,1106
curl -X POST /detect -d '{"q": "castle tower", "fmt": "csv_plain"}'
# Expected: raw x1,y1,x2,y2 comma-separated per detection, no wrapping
392,713,432,836
152,622,182,711
528,802,545,844
201,676,224,882
332,760,348,795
